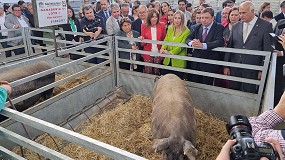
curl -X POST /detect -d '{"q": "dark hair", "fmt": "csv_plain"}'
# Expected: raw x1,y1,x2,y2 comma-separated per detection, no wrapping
3,3,10,12
120,17,132,31
132,5,139,15
186,3,192,8
82,4,93,15
161,2,170,15
200,3,211,9
146,3,154,9
95,2,101,12
12,4,21,11
134,0,141,7
67,6,76,20
201,7,214,17
228,6,239,23
178,0,187,5
146,8,159,27
261,10,273,19
281,1,285,8
18,1,25,6
222,0,234,8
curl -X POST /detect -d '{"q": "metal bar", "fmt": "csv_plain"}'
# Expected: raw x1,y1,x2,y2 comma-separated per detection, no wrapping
0,126,73,160
0,145,26,160
115,36,120,87
118,48,264,71
10,48,110,88
6,60,111,107
110,36,117,87
25,27,34,56
0,37,23,43
115,36,271,56
0,54,54,72
1,108,147,160
22,28,29,57
257,52,272,114
118,58,261,85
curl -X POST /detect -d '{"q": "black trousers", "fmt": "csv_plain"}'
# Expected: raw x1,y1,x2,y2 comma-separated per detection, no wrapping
6,45,25,57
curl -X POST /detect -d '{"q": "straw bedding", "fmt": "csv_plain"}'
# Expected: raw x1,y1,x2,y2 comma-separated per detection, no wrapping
12,94,228,160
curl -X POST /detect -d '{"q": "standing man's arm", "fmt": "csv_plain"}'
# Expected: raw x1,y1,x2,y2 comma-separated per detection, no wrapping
263,23,274,52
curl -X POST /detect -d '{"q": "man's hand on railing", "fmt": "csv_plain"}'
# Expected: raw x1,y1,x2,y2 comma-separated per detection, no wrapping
224,67,230,76
192,39,203,49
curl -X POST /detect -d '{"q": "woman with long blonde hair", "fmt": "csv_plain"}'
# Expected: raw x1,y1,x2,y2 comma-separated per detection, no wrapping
160,10,190,79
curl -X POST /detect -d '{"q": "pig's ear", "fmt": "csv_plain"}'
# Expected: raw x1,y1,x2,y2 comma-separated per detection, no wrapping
183,140,198,160
152,138,170,152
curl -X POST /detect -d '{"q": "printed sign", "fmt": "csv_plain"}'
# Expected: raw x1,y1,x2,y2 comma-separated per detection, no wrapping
33,0,68,28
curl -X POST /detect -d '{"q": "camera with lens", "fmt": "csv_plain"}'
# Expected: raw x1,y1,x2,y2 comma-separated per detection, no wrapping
226,115,279,160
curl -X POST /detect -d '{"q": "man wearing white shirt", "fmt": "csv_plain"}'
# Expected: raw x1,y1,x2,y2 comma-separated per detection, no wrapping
185,7,224,85
4,4,30,57
178,0,191,25
224,1,273,93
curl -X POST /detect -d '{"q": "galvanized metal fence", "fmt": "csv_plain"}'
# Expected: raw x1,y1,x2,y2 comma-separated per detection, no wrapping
0,27,276,159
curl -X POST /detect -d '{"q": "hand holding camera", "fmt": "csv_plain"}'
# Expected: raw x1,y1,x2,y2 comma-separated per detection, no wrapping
216,115,283,160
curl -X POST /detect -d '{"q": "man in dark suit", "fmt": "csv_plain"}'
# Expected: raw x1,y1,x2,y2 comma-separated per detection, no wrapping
224,1,273,93
97,0,111,34
132,5,147,35
275,1,285,22
120,3,134,21
186,7,225,85
273,19,285,106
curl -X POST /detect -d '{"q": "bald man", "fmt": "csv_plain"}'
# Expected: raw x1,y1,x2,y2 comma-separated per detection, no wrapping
224,1,273,93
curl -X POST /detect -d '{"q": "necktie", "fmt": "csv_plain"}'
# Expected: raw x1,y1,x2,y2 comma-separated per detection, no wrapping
105,11,109,19
202,27,208,42
117,19,120,26
243,23,249,43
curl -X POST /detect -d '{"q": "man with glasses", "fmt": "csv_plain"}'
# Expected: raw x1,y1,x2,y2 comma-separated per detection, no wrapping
4,4,29,57
132,5,147,35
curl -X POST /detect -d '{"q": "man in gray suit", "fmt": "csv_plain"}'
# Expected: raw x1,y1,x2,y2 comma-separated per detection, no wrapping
224,1,273,93
106,3,121,36
4,4,30,57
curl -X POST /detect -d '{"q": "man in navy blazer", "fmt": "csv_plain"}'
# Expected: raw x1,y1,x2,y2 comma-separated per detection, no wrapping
224,1,273,93
275,1,285,22
97,0,111,34
132,5,147,35
186,7,225,85
120,3,134,21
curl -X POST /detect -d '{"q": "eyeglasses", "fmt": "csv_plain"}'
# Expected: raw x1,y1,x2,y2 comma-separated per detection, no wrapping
168,14,173,16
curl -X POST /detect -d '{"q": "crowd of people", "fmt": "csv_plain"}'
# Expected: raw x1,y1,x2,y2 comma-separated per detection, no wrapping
2,0,285,158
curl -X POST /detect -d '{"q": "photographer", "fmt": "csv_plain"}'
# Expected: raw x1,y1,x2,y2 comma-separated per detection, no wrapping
218,92,285,160
0,81,11,111
79,4,104,63
216,138,283,160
